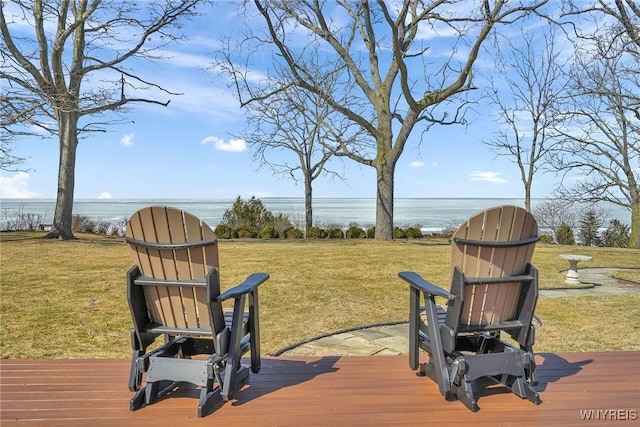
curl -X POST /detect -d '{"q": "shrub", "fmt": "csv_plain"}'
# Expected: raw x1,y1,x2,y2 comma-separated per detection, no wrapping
221,196,274,230
578,209,603,246
346,226,366,239
307,226,326,239
1,206,44,231
539,234,554,244
236,226,258,238
215,224,237,239
94,221,111,235
366,227,375,238
393,227,407,239
326,228,344,239
440,222,460,238
271,213,294,237
555,223,575,246
404,227,423,239
284,227,304,239
602,219,630,248
533,199,576,241
260,225,279,239
72,214,97,233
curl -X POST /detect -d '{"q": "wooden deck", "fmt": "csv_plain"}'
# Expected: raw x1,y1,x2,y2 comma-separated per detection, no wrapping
2,352,639,426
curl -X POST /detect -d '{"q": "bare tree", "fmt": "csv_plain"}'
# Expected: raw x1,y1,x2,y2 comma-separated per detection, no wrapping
218,0,547,240
0,137,26,172
553,1,640,248
563,0,640,50
234,51,361,236
242,87,355,236
1,0,199,239
482,24,569,211
532,198,577,241
1,92,32,171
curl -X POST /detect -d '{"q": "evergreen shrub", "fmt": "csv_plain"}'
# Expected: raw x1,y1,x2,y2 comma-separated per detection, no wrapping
260,225,278,239
366,227,375,238
215,224,237,239
539,234,554,244
237,226,258,238
346,226,366,238
602,219,630,248
307,226,326,239
284,227,304,239
327,228,344,239
393,227,407,239
555,223,575,246
579,209,603,246
404,227,423,238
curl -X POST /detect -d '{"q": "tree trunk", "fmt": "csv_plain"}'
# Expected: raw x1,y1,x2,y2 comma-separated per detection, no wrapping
304,175,313,238
374,158,395,241
630,199,640,249
45,111,78,240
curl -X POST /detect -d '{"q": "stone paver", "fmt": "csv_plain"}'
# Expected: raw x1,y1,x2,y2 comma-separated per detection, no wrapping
276,268,639,357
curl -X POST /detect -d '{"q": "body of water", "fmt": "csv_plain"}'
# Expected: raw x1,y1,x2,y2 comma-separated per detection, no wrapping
0,197,631,233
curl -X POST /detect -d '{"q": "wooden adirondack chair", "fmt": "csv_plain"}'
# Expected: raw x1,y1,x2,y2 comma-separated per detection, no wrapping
399,205,542,411
125,206,269,417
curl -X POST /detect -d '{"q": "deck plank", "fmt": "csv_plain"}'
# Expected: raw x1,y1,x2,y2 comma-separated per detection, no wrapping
2,352,639,426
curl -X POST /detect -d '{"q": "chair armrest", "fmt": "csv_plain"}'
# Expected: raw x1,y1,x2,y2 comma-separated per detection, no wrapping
217,272,269,302
398,271,455,301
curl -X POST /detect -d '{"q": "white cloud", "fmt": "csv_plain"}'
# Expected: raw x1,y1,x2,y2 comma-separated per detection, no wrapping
158,49,213,69
98,192,112,199
410,161,424,167
201,136,223,146
469,171,507,184
201,136,247,152
120,133,134,147
0,172,41,198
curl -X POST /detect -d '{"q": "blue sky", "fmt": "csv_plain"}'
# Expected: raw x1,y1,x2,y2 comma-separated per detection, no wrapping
1,2,564,201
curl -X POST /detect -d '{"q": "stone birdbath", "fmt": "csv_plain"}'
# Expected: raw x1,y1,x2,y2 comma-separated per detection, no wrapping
559,254,593,284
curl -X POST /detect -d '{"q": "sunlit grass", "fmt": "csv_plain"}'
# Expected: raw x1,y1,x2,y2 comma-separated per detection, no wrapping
1,232,638,358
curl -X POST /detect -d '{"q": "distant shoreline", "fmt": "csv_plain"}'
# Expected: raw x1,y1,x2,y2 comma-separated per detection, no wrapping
1,197,630,231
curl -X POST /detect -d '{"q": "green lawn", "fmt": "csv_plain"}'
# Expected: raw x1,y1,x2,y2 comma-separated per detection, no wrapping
1,232,638,358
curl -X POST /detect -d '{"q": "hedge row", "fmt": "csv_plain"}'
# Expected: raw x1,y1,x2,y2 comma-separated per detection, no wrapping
213,224,428,239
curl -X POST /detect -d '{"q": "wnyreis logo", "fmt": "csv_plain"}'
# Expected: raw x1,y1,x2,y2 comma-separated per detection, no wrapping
579,409,638,421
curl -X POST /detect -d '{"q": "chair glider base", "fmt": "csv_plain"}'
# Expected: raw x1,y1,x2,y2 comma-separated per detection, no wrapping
130,362,251,418
418,336,541,412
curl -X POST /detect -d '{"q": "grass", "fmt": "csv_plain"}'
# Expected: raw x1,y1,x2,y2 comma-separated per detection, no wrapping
1,232,639,359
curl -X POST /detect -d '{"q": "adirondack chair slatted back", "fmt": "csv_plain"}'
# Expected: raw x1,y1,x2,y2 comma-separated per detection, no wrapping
126,206,224,333
450,205,538,327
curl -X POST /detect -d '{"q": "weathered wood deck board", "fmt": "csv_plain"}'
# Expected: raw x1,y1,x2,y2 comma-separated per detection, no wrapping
2,352,639,426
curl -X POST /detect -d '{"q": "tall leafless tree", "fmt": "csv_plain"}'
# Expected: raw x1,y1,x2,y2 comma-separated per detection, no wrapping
230,49,361,236
555,1,640,248
242,87,357,236
482,24,569,211
218,0,547,240
1,0,200,239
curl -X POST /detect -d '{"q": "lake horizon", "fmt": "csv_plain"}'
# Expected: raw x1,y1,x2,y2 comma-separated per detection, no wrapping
1,197,631,233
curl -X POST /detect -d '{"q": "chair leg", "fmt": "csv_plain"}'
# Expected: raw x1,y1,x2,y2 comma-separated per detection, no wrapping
409,287,421,371
221,364,250,402
222,295,247,401
423,296,450,398
129,350,143,392
130,388,146,411
197,378,223,418
453,380,479,412
144,380,174,406
249,290,261,374
501,374,542,405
